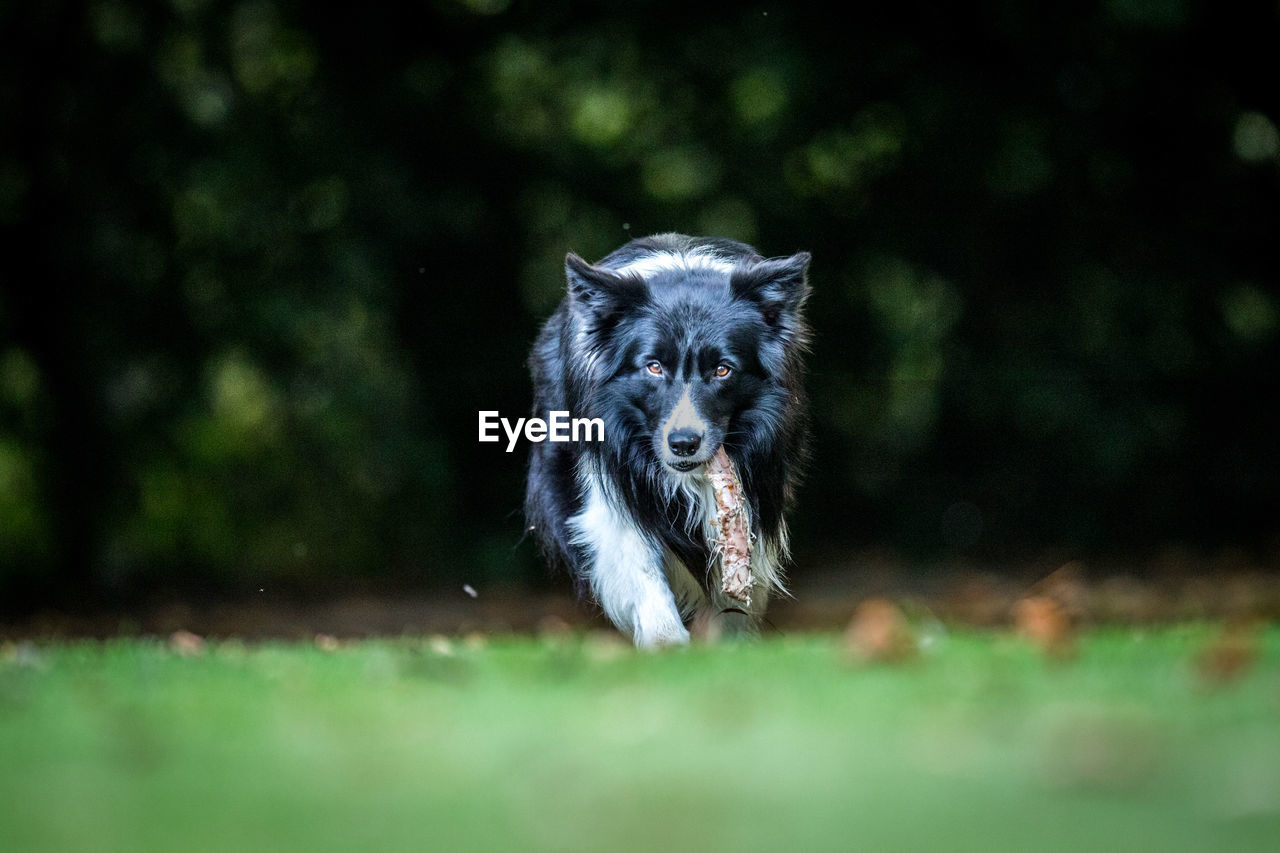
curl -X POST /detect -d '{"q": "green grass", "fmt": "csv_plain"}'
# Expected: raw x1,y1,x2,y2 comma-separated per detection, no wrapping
1,626,1278,852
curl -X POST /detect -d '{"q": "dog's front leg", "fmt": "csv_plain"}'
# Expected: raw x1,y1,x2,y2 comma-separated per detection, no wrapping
591,548,689,648
706,587,768,638
570,483,689,647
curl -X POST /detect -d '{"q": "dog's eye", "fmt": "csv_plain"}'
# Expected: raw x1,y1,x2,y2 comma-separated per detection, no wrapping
646,361,664,376
714,364,732,378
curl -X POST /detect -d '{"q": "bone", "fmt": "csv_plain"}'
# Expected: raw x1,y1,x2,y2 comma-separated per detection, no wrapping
705,447,753,604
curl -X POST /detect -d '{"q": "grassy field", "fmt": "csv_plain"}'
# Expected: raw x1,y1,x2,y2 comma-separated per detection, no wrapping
1,626,1278,853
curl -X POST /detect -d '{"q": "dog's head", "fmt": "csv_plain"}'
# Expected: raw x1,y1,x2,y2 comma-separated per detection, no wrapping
564,247,811,475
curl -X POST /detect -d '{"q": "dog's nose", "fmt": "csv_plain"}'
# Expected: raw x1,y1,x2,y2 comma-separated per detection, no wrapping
667,428,702,457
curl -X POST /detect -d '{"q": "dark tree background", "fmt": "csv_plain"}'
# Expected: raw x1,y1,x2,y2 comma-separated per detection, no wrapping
3,0,1278,613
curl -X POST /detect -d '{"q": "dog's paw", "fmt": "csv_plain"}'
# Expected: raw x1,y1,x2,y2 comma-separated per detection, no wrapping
632,616,690,649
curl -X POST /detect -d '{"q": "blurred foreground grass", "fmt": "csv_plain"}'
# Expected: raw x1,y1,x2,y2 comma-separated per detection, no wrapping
2,627,1278,853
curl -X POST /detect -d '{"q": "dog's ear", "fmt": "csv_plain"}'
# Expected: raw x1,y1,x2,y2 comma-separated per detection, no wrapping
565,253,646,326
731,252,812,332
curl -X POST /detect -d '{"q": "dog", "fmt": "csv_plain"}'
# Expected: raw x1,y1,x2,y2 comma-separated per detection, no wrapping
525,233,812,646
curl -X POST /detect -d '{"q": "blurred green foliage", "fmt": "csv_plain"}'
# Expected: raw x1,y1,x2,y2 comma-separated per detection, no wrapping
2,1,1278,606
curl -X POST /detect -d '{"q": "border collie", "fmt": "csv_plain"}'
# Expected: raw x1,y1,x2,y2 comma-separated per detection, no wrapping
525,233,812,647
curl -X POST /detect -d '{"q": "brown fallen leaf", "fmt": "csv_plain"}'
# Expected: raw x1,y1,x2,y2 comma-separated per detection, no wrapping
1195,619,1259,686
844,598,916,664
314,633,341,652
1014,595,1076,660
536,614,574,638
168,629,205,657
1032,561,1091,623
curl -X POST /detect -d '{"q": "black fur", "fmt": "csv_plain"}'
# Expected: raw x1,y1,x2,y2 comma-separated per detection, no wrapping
525,233,812,621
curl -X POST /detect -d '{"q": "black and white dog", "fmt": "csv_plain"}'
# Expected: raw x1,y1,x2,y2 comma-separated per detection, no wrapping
525,234,812,646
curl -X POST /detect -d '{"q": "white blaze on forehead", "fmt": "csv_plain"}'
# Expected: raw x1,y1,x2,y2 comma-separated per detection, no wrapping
614,250,735,280
661,383,706,437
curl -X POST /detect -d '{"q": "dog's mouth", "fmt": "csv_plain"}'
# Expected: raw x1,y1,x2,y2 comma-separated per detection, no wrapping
661,447,720,474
